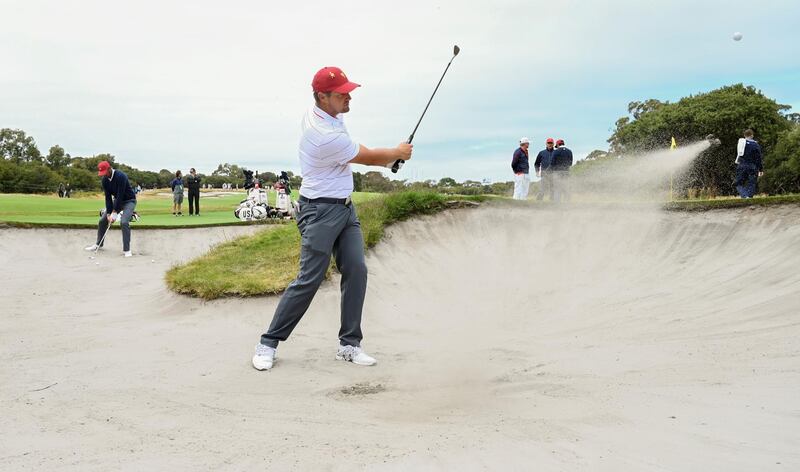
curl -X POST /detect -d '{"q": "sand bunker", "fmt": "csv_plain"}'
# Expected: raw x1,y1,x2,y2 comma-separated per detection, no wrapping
1,203,799,470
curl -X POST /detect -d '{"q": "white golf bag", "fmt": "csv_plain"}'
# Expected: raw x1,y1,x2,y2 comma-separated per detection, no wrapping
234,187,271,221
272,180,298,219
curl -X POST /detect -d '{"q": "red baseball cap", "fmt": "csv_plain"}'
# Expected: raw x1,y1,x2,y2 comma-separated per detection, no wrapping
312,66,360,94
546,138,554,144
97,160,111,176
556,139,565,145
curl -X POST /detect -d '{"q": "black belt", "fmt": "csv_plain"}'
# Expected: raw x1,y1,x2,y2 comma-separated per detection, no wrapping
299,195,352,205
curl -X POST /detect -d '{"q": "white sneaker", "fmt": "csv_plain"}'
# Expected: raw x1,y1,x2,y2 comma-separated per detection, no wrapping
84,244,100,251
123,251,133,258
336,344,377,366
252,344,276,370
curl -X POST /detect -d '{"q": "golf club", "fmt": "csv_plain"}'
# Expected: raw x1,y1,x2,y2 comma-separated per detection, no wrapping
94,210,123,253
391,44,460,173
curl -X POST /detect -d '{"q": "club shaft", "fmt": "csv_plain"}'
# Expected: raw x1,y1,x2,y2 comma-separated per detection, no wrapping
392,53,458,173
409,57,456,144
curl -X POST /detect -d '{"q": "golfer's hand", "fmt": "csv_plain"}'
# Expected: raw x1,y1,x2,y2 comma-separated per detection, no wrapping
396,143,413,161
758,171,764,177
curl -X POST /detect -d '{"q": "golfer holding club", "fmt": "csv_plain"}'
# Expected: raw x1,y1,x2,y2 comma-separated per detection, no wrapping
84,161,137,257
252,66,413,370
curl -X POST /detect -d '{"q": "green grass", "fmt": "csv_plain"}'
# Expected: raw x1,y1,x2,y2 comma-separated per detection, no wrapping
664,193,800,211
165,191,485,299
0,190,380,228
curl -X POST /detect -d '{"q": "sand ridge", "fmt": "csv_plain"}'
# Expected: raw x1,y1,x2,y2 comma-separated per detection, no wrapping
1,204,799,470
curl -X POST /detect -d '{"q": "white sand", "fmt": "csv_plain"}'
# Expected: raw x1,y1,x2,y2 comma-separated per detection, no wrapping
1,204,799,471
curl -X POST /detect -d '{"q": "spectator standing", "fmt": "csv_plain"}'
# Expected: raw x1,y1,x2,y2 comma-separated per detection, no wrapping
735,129,763,198
171,170,184,216
535,138,555,200
186,168,202,215
551,139,574,202
511,137,531,200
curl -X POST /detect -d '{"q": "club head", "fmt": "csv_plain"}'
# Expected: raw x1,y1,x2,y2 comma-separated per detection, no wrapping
453,45,460,56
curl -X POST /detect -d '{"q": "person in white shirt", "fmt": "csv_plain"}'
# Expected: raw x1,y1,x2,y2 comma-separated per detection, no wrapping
253,66,412,371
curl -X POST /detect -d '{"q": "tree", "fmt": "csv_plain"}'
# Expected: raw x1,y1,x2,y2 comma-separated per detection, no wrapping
362,171,393,192
608,84,793,195
761,125,800,194
45,145,70,170
585,149,609,160
0,128,42,163
352,171,363,192
438,177,457,187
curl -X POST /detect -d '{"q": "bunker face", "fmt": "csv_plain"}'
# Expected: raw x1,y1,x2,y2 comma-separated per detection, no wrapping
1,206,799,470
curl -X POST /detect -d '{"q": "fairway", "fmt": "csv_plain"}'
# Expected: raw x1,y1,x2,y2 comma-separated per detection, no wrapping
0,191,380,227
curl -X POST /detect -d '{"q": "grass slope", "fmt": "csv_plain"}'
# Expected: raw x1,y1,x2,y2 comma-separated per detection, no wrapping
165,191,484,299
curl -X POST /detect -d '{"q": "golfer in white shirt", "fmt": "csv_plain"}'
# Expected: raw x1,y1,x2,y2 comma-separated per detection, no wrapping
253,66,412,370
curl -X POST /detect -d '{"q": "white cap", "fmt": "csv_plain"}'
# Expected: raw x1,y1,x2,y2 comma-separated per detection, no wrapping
519,137,530,144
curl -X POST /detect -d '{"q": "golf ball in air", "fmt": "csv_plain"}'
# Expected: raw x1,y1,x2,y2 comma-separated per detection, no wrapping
733,32,743,41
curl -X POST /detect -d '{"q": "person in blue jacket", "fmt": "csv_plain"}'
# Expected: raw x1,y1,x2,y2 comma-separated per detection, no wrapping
84,161,137,257
551,139,574,202
170,170,185,216
735,129,763,198
534,137,555,201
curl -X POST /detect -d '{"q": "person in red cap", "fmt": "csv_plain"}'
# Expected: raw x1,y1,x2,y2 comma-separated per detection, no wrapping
84,161,137,256
253,66,413,371
534,138,556,201
551,138,574,202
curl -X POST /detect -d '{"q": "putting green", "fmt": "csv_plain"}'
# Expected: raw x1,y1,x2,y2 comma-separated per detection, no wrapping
0,191,380,228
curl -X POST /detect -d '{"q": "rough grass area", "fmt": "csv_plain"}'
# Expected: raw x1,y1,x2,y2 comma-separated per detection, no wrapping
165,191,484,299
664,194,800,211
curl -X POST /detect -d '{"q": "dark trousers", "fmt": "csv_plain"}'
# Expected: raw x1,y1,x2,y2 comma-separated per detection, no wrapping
188,189,200,214
97,200,137,251
537,171,553,201
735,165,758,198
552,171,570,202
260,201,368,349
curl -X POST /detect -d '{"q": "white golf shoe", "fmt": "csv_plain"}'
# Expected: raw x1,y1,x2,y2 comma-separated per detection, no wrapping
84,244,101,251
252,344,276,370
336,344,377,366
123,251,133,257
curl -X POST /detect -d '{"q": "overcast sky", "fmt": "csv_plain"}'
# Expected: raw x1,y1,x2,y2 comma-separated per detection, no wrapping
2,0,799,182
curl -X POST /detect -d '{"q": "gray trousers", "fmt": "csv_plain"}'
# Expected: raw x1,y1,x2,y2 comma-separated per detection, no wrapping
537,171,553,201
552,171,570,202
97,200,137,251
260,201,367,349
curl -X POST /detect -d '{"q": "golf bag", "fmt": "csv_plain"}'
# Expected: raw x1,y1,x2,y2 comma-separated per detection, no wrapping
234,186,271,221
272,171,299,219
243,169,256,190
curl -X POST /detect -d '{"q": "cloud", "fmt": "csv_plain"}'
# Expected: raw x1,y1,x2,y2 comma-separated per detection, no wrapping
1,0,798,183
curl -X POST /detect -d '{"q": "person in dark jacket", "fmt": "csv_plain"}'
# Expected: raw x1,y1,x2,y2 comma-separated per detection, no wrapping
551,139,573,202
84,161,137,256
511,137,531,199
186,168,202,215
534,137,555,201
735,129,763,198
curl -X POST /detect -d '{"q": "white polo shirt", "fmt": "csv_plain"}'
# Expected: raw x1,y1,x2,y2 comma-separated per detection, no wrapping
298,105,360,199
